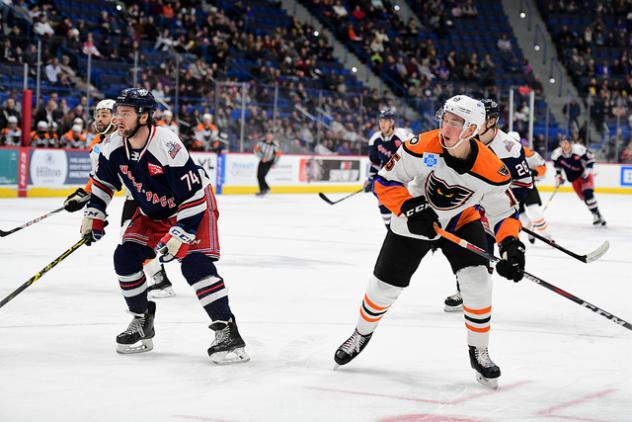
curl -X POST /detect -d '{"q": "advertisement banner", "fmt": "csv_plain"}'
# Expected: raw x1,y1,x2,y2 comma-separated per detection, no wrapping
621,166,632,187
190,152,218,187
65,150,92,184
298,157,361,182
0,148,18,185
28,149,68,187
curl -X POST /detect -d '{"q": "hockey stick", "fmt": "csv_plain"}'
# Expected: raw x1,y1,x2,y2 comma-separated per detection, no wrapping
318,188,364,205
434,225,632,332
522,227,609,263
0,237,89,309
0,205,66,237
542,185,559,213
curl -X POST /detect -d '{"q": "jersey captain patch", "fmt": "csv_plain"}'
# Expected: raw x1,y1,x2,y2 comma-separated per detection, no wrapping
424,172,474,210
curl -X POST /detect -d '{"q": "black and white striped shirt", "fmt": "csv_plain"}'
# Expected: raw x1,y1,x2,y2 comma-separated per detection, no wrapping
254,140,280,162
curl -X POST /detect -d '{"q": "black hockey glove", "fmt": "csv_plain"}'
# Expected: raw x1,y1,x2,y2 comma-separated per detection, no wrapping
496,236,526,282
64,188,91,212
400,196,439,239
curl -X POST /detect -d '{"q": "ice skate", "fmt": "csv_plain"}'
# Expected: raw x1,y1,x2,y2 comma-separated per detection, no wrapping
469,345,500,389
116,301,156,354
208,316,249,365
444,291,463,312
147,267,175,298
334,329,373,368
592,211,606,226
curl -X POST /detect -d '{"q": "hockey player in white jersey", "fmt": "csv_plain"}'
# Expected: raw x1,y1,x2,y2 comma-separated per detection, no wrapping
334,95,525,388
508,131,551,244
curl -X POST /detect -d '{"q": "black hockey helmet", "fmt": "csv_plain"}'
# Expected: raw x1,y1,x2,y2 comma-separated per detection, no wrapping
480,98,500,121
115,88,157,115
378,107,396,121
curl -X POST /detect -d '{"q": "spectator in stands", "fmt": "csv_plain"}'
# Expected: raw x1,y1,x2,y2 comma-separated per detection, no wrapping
1,98,21,129
34,99,63,130
0,116,22,146
563,99,581,130
33,15,54,37
156,109,179,135
497,34,512,53
82,33,102,58
45,57,62,84
2,39,19,63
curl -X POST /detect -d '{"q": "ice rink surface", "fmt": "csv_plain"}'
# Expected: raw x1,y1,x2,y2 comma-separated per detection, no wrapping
1,192,631,422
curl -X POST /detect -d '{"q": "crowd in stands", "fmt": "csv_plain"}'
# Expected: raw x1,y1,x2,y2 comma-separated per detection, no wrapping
539,0,632,161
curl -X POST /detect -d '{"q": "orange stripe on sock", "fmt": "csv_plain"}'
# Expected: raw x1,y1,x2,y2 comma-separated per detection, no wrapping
364,294,389,312
465,323,490,333
360,308,383,323
463,305,492,315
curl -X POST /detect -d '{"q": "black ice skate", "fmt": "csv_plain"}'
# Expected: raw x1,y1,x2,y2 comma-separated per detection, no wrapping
208,316,250,365
334,329,373,367
147,267,175,298
444,291,463,312
116,301,156,354
469,345,501,389
591,211,607,226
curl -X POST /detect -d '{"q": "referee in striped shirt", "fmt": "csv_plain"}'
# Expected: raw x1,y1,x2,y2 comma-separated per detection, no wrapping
254,132,281,196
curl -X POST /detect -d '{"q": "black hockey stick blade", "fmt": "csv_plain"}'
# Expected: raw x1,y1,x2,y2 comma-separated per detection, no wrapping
522,227,610,263
435,225,632,332
318,189,364,205
0,205,66,237
0,237,89,309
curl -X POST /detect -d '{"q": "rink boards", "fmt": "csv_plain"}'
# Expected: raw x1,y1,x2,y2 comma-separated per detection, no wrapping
1,146,631,197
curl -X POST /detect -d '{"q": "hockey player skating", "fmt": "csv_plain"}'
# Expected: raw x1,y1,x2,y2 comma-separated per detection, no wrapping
63,99,175,298
552,138,606,226
365,108,410,228
443,99,534,312
80,88,249,364
508,131,551,244
334,95,526,388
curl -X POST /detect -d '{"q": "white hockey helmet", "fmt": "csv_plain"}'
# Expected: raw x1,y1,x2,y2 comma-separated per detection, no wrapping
37,121,48,130
163,109,173,117
95,99,115,112
202,112,213,122
72,124,82,133
441,95,486,140
7,115,18,124
73,117,84,126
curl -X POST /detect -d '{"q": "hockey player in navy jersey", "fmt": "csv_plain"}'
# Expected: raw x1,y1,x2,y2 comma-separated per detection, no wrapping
366,108,411,227
80,88,249,364
552,138,606,226
63,99,175,298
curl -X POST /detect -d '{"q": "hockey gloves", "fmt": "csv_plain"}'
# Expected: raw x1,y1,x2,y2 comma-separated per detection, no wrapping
401,196,439,239
496,236,526,282
555,173,565,187
64,188,91,212
155,226,196,263
363,177,374,193
81,208,106,245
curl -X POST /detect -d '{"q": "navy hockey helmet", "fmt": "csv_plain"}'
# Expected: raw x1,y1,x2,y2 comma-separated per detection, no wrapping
378,107,396,121
480,98,500,122
115,88,157,115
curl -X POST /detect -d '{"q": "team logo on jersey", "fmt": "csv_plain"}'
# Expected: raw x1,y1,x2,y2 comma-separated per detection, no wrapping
423,153,438,168
424,173,474,210
147,162,164,176
166,141,182,159
498,165,510,177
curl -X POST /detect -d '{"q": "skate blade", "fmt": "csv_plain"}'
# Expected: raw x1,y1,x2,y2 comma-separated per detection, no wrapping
116,339,153,354
475,372,498,390
148,287,176,298
444,304,463,312
209,347,250,365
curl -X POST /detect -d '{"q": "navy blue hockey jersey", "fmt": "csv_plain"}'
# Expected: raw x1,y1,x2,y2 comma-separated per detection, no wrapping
87,126,209,234
551,143,595,182
367,128,411,180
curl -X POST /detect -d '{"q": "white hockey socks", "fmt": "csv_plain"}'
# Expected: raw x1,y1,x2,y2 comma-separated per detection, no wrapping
356,274,403,336
524,203,549,236
457,266,492,348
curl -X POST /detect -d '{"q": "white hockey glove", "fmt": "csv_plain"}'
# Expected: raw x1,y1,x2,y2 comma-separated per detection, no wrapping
81,208,106,245
155,226,196,262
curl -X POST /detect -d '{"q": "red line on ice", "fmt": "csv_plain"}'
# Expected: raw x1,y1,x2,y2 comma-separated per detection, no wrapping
536,388,617,422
